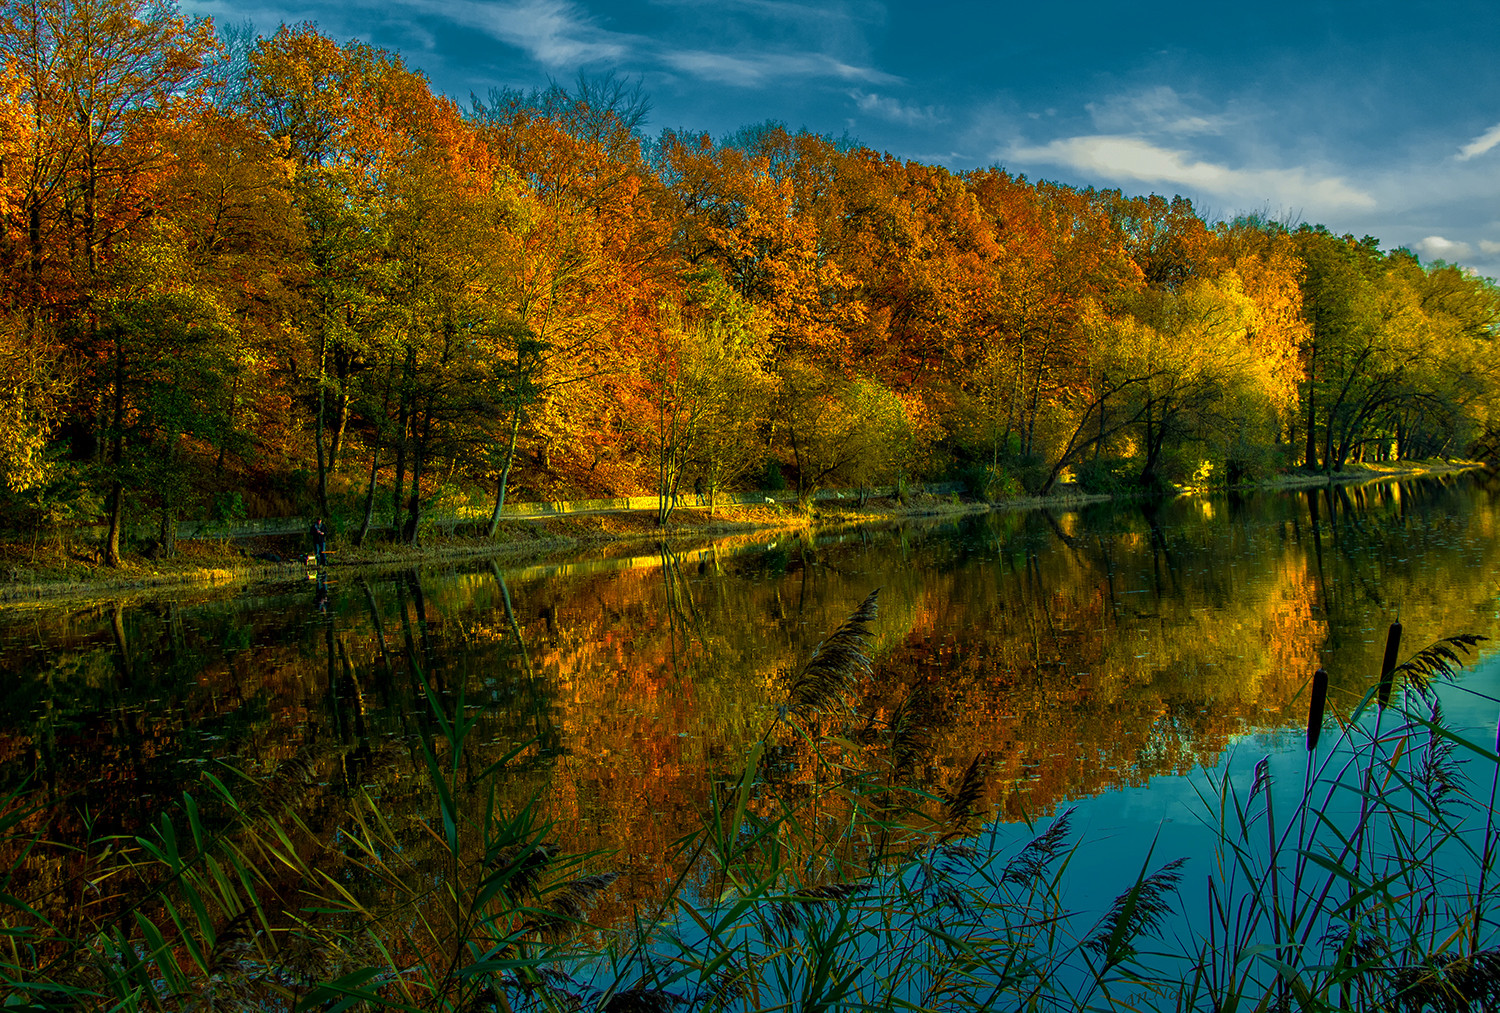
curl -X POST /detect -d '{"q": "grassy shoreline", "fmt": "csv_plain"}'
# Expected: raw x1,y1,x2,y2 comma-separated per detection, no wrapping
0,459,1483,607
0,495,992,607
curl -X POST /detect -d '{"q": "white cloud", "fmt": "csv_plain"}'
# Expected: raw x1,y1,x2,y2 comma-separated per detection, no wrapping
1086,86,1226,136
1007,135,1375,210
1457,122,1500,161
1479,240,1500,256
851,90,945,126
1414,235,1474,260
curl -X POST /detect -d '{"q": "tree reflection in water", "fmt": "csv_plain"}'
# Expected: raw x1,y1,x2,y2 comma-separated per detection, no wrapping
1,473,1499,931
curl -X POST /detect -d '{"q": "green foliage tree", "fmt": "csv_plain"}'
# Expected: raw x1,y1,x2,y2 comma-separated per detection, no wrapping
1110,273,1275,484
647,272,774,524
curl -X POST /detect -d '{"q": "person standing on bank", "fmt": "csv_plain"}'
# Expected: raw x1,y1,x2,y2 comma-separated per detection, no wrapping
310,517,328,567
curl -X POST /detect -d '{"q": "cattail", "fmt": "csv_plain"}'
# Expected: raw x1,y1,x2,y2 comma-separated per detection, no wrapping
1377,621,1403,709
1306,669,1329,752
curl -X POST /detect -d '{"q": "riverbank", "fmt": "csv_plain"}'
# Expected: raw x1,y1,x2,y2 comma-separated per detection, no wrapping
0,459,1482,606
1244,457,1486,491
0,492,987,606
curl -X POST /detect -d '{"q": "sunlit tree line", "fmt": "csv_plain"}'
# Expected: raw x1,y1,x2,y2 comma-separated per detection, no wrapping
2,0,1497,563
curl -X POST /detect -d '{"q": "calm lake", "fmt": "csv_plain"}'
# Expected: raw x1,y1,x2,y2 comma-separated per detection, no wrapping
5,472,1500,934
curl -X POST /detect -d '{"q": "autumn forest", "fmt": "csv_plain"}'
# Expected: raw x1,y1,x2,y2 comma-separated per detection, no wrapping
3,0,1499,567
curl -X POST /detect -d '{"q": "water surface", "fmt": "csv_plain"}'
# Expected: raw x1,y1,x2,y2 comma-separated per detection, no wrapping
4,473,1499,927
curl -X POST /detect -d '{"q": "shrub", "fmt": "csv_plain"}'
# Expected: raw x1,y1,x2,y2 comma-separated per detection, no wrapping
1072,456,1130,495
760,457,787,492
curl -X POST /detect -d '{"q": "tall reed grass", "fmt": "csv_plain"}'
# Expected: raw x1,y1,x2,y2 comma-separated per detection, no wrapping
1,599,1497,1011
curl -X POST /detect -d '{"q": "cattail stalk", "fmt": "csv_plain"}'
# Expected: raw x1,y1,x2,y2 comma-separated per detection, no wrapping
1473,713,1500,953
1352,623,1403,896
1259,757,1286,1002
1291,670,1329,917
1296,628,1402,957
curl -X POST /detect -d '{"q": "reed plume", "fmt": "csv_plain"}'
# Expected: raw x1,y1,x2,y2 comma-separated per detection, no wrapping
498,841,556,902
603,985,687,1012
773,882,873,930
1248,756,1271,808
247,752,320,819
1385,949,1500,1012
201,907,259,979
939,752,993,842
1087,857,1188,961
1001,806,1077,886
1389,634,1487,699
913,843,981,916
785,589,879,717
1417,701,1462,813
886,690,928,785
1444,948,1500,1010
535,871,621,935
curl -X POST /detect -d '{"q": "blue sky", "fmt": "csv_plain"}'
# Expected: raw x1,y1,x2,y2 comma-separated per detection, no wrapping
189,0,1500,280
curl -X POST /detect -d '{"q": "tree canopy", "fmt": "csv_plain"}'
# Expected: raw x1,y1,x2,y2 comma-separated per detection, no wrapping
1,7,1497,557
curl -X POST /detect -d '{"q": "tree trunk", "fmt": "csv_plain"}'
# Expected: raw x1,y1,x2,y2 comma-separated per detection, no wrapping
1304,343,1318,470
103,330,126,567
403,404,430,544
158,505,176,559
328,388,350,474
657,397,673,527
314,326,330,516
390,354,413,537
488,402,524,537
1323,409,1337,475
356,436,381,547
1140,396,1156,481
790,426,804,502
215,372,241,476
104,481,124,567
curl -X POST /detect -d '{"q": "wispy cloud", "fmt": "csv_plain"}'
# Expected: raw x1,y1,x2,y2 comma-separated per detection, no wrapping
651,0,885,31
850,89,945,126
388,0,893,88
1007,134,1375,210
1086,86,1227,136
659,48,893,87
1480,239,1500,256
1457,122,1500,161
411,0,634,66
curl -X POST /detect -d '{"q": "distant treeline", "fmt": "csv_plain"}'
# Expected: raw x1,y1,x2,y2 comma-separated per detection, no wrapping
1,1,1497,562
